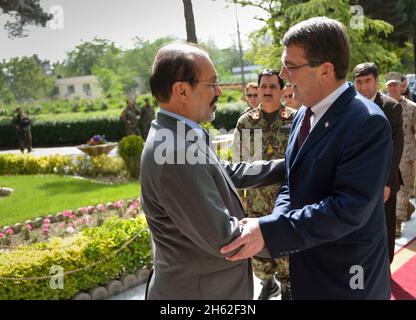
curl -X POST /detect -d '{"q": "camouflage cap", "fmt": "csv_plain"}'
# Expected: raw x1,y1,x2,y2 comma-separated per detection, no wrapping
385,71,403,85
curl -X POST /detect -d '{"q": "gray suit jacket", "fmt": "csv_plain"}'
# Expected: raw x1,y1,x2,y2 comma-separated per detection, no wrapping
140,112,285,300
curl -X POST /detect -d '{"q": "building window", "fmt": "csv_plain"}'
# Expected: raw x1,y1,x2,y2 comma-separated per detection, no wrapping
83,83,91,96
67,85,75,95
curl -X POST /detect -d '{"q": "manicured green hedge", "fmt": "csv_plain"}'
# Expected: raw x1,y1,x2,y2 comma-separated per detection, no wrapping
0,117,126,149
0,154,125,177
0,215,151,300
0,102,246,148
212,102,246,131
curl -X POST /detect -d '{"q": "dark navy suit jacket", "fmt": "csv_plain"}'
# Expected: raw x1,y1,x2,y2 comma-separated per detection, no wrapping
259,84,392,299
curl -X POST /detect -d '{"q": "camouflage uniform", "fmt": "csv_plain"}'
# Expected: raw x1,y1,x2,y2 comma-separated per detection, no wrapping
11,114,32,153
232,104,295,294
396,97,416,221
120,106,141,136
139,104,155,139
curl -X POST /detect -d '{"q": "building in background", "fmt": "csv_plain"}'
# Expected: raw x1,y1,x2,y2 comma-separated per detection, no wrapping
55,75,102,100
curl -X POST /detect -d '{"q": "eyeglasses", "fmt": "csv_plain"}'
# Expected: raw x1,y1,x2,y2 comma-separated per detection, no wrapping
281,60,323,74
246,94,258,98
193,79,220,89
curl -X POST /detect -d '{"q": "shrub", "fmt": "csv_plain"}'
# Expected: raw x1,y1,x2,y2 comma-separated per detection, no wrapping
117,135,144,179
0,117,126,149
0,154,125,177
73,154,126,178
211,102,246,131
217,89,243,104
0,215,152,300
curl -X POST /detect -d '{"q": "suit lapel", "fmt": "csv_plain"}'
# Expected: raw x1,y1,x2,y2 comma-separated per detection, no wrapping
197,135,244,208
157,113,244,208
287,111,302,169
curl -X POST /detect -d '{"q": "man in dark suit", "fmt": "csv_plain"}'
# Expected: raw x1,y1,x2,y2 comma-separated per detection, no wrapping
140,43,285,299
221,17,393,299
353,62,404,264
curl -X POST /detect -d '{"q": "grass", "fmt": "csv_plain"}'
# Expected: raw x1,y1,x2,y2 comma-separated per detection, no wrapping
0,175,140,226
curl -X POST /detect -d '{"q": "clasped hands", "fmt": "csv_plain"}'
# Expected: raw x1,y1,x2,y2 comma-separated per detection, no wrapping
220,218,265,261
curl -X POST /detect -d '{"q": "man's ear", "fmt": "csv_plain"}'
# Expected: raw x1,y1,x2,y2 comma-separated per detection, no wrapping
320,62,334,81
172,82,191,102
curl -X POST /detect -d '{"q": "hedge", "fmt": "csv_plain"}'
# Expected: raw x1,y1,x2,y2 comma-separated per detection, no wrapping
0,102,246,149
0,154,125,177
0,215,151,300
212,102,246,131
0,117,126,149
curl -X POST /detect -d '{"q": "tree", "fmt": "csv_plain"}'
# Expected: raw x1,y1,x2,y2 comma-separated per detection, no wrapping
357,0,416,72
1,55,54,102
121,37,175,92
0,0,52,38
182,0,198,43
60,38,122,77
232,0,401,76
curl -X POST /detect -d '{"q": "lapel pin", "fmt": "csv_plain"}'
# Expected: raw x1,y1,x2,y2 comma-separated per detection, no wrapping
325,122,330,128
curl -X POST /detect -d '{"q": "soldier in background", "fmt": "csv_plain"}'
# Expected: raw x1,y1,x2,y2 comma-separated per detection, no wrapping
232,69,296,300
401,76,412,100
241,82,260,115
139,98,155,140
282,83,302,110
120,99,141,136
11,107,32,153
386,72,416,236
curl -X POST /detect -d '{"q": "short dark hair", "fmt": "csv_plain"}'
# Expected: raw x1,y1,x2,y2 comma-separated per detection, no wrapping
150,44,203,103
257,69,284,89
352,62,379,80
283,17,350,80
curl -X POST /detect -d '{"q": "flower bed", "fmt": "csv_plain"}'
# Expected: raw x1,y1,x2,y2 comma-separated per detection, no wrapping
0,199,140,250
0,214,152,300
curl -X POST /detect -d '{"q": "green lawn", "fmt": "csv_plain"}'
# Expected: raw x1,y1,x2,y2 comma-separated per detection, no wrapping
0,175,140,226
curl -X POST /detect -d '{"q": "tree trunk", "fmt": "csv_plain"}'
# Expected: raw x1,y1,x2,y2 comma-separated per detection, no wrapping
182,0,198,43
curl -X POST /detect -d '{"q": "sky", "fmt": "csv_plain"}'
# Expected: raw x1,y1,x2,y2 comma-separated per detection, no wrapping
0,0,267,63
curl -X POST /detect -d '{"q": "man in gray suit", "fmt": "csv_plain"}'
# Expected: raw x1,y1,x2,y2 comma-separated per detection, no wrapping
140,43,285,300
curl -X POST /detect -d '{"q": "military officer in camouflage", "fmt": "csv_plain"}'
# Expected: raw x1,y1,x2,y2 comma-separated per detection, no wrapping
386,72,416,236
139,98,156,140
120,98,141,136
241,82,260,116
232,69,296,300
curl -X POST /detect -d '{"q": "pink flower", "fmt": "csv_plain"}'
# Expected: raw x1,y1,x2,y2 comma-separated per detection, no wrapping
26,224,32,231
63,210,72,217
43,218,51,225
79,207,88,214
0,232,4,239
97,204,106,212
69,214,76,219
42,226,49,235
65,226,75,234
5,228,13,235
129,201,138,210
59,223,65,228
114,200,125,209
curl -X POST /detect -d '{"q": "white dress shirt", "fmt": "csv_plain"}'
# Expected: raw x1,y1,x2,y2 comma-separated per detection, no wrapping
309,82,349,132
